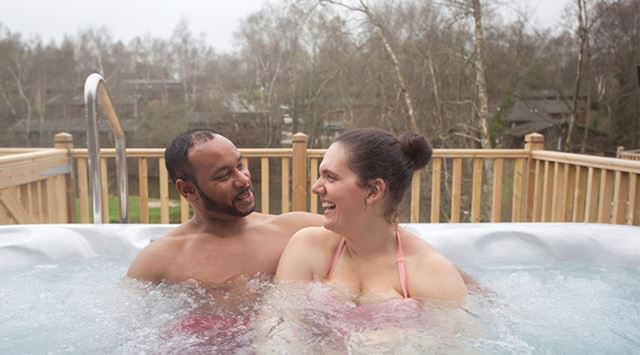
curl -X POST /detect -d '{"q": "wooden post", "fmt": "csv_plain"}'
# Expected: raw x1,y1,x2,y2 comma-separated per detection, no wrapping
471,159,483,223
491,158,504,222
291,133,308,211
54,132,75,223
261,157,270,213
159,157,169,224
451,158,462,222
410,170,421,223
511,158,525,222
281,157,290,213
523,133,544,222
430,158,442,223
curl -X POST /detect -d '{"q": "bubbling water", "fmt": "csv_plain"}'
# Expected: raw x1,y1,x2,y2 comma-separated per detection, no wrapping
0,256,638,354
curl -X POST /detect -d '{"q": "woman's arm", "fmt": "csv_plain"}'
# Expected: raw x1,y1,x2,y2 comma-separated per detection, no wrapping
399,227,473,302
400,227,482,291
409,251,468,304
257,227,338,352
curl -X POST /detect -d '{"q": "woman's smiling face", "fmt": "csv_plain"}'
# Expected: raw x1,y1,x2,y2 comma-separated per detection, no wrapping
311,142,369,233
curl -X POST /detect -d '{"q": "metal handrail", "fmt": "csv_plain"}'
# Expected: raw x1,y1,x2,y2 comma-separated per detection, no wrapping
84,73,128,223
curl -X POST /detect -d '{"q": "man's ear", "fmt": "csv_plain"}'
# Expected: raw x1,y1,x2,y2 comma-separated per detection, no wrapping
365,178,386,204
176,179,197,201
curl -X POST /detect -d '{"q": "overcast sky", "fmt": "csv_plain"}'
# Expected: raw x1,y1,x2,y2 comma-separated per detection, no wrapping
1,0,570,52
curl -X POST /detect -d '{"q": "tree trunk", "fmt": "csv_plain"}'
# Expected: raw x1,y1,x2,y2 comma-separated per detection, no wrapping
375,25,419,132
579,23,594,154
426,50,445,132
565,0,589,152
471,0,491,150
580,92,592,153
8,60,33,142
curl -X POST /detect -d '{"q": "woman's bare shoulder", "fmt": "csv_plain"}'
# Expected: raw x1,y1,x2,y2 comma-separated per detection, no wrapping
276,227,341,281
290,226,340,248
401,230,456,275
398,227,435,255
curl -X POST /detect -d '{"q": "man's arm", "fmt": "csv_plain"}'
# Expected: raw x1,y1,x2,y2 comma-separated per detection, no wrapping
126,242,168,283
277,211,323,232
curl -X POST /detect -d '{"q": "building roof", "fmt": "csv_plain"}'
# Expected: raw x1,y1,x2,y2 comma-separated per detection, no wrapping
506,120,556,137
507,98,587,122
505,91,589,137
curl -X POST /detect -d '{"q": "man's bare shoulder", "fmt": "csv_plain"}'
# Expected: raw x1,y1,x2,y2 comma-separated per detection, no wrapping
126,225,190,282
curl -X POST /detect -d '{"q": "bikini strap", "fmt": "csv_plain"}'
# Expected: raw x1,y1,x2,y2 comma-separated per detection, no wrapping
396,229,410,298
327,233,409,298
327,237,347,278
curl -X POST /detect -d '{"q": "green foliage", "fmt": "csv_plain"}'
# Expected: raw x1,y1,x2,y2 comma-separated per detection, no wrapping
76,196,184,224
491,94,516,148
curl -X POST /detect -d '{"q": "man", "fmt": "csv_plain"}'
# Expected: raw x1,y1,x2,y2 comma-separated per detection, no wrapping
127,129,322,286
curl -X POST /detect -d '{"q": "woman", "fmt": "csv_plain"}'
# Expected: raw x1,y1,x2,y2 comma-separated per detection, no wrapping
275,128,468,305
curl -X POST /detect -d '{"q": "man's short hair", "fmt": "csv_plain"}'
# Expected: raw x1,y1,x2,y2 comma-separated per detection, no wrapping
164,129,217,183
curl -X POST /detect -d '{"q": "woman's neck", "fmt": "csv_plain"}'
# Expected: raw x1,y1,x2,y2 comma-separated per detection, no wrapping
341,219,397,260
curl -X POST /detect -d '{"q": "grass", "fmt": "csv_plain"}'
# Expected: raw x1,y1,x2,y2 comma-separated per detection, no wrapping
75,196,185,223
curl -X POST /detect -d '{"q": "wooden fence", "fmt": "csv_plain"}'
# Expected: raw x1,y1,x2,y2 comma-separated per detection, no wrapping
1,132,640,225
0,134,74,224
617,146,640,161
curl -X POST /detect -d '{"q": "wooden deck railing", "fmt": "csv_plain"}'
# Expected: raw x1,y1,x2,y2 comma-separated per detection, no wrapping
617,146,640,161
1,132,640,225
0,133,74,223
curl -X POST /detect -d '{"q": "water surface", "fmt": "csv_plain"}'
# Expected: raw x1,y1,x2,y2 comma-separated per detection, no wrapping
1,257,638,354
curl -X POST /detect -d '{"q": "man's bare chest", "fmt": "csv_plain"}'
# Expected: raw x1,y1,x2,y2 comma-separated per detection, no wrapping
166,238,282,284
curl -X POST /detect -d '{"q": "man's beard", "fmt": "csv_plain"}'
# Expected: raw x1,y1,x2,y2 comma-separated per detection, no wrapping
194,182,255,217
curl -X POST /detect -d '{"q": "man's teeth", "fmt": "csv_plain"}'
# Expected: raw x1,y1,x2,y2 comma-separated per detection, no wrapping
321,202,335,209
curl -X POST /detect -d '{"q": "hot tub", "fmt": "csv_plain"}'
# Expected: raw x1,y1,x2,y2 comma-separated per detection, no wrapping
1,223,639,353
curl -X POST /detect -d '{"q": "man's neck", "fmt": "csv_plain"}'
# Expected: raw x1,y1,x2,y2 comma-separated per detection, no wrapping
189,211,255,236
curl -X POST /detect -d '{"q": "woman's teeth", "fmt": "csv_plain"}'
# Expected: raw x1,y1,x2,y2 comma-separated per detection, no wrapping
322,202,335,210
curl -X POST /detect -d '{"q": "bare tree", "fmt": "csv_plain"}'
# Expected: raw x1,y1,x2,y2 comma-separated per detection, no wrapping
2,0,638,155
445,0,492,149
75,27,114,77
470,0,491,149
0,31,34,143
170,19,212,110
321,0,419,132
564,0,590,152
235,3,313,146
590,0,640,149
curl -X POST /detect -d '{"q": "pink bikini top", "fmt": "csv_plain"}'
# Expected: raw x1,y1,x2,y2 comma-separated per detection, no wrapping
326,229,410,298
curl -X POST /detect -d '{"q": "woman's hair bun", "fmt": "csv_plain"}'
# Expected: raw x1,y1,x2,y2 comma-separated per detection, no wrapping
398,131,432,170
